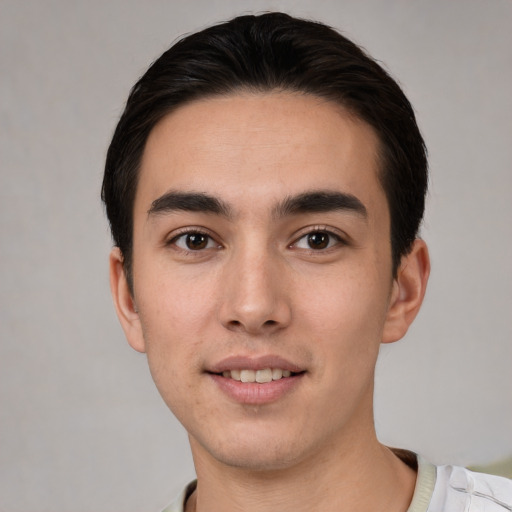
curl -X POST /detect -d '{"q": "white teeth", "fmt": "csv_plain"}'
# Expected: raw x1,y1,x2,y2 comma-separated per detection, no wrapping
256,368,272,383
240,370,255,382
222,368,294,383
272,368,283,380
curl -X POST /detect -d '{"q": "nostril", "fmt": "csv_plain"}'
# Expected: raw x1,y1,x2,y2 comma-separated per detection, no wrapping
225,318,279,333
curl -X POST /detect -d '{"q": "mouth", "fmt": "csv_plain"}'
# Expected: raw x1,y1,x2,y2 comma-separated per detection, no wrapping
218,368,298,383
207,356,306,404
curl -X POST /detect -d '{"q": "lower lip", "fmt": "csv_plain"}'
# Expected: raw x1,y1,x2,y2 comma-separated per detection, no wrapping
209,373,304,405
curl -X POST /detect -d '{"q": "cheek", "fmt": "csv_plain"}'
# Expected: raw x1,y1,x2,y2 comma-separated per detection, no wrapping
298,267,391,364
134,270,219,385
301,263,389,325
137,263,218,335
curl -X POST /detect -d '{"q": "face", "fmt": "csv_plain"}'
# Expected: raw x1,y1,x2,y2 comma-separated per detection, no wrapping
111,92,427,472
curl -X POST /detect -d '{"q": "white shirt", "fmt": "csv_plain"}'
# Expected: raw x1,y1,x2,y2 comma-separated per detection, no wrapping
162,456,512,512
410,457,512,512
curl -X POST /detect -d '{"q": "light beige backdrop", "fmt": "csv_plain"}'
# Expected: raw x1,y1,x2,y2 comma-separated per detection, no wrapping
1,1,511,511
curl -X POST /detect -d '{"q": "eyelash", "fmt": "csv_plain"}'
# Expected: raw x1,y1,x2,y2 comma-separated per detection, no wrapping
166,227,221,253
290,226,347,252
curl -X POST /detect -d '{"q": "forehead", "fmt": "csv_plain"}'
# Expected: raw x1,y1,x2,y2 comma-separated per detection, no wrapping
136,92,385,219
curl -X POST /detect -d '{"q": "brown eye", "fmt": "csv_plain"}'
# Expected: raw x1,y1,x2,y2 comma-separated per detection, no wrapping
307,232,330,249
292,229,343,251
172,231,217,251
186,233,208,250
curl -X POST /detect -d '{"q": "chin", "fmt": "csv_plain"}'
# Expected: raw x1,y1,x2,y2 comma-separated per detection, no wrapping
190,427,315,473
213,447,302,472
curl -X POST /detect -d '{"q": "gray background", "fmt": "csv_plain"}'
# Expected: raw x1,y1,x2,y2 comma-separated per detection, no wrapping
1,1,511,511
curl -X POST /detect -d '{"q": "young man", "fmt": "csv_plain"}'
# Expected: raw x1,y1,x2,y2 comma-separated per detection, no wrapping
102,12,512,512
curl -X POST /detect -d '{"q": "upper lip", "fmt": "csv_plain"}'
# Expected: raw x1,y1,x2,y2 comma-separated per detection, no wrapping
207,355,305,374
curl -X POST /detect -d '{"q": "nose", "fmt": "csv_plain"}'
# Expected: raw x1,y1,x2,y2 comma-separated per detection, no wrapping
218,244,292,335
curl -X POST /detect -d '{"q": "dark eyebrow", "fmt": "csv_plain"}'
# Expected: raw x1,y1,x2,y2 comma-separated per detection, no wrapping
147,191,232,218
274,191,368,219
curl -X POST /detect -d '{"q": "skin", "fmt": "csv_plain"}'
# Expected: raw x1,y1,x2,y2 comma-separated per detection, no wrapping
110,92,430,511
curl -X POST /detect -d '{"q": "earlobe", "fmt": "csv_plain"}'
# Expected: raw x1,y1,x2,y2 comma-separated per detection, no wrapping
382,239,430,344
109,247,146,353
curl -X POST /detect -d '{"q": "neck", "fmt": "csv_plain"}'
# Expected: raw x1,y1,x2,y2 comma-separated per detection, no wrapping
187,429,416,512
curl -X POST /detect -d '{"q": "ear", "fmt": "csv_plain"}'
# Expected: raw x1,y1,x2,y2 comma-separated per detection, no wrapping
109,247,146,353
382,239,430,344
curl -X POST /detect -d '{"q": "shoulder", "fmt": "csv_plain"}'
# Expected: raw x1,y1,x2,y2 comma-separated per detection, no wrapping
429,464,512,512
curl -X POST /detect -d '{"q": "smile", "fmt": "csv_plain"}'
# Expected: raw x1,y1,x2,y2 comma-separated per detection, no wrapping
222,368,293,383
